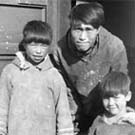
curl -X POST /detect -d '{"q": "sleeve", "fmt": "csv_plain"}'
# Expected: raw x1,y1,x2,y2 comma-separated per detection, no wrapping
54,74,74,135
0,68,11,135
111,40,128,74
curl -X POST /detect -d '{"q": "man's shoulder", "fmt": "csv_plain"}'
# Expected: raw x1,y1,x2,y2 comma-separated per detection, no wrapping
99,27,125,51
100,27,123,44
53,33,70,59
56,34,68,51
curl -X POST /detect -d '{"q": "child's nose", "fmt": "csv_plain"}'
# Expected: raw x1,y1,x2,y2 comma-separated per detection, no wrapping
108,98,115,105
36,46,42,53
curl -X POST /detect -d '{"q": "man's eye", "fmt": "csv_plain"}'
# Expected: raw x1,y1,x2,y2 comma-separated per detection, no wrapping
86,28,96,32
74,28,82,31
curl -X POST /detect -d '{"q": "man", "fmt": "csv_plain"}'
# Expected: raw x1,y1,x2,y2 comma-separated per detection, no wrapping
50,2,128,134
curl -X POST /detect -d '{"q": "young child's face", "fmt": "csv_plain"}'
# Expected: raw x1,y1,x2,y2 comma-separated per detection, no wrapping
103,93,128,116
25,42,49,65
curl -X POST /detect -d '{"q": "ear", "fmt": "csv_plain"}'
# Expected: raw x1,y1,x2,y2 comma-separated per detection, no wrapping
126,91,132,102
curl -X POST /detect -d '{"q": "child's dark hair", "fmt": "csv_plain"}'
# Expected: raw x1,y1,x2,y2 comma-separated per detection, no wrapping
19,20,53,51
100,71,131,98
69,2,104,29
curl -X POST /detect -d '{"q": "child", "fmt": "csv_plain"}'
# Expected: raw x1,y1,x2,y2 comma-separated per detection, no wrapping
88,71,135,135
0,20,73,135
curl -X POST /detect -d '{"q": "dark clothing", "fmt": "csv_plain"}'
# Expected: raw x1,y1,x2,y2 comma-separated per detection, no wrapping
51,26,128,132
88,113,135,135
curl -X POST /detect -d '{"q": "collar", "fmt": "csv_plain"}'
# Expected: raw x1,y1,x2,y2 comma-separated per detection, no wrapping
13,52,53,71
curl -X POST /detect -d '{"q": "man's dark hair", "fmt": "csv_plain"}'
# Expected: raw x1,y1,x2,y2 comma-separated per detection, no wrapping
69,2,104,29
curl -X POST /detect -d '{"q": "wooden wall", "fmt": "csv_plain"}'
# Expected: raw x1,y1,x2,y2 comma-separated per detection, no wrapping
0,0,71,72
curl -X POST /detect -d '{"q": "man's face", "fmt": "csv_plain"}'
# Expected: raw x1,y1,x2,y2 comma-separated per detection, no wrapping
70,23,100,52
103,93,129,116
25,42,49,65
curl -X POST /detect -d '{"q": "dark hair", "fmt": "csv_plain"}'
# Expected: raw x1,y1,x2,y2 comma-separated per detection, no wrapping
100,71,131,97
69,2,104,29
19,20,53,51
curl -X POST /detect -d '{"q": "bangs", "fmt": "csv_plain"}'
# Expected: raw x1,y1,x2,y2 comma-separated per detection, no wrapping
23,32,52,45
19,20,53,51
101,75,130,97
71,19,84,27
102,87,124,98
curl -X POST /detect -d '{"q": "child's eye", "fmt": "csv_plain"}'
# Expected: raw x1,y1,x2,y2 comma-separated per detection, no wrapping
114,96,119,99
41,44,48,47
29,42,36,46
73,27,82,32
29,42,48,48
113,96,121,100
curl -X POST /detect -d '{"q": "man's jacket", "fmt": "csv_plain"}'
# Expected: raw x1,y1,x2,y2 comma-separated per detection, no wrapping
51,26,128,120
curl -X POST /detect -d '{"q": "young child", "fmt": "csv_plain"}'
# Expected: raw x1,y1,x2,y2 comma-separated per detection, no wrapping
0,20,73,135
88,71,135,135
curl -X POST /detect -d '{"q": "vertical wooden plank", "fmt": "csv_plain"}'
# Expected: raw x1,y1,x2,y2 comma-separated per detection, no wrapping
58,0,71,40
47,0,58,49
47,0,71,50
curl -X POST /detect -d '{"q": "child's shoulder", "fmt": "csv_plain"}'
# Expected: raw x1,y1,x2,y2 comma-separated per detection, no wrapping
117,106,135,126
1,60,17,74
88,114,135,135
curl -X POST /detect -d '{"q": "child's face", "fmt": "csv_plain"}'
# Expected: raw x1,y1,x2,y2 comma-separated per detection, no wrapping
103,93,129,116
25,42,49,65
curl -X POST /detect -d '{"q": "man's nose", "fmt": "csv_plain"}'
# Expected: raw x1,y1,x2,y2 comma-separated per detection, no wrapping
79,31,88,40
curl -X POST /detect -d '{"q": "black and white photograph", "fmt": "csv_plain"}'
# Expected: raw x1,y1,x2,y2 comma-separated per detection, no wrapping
0,0,134,135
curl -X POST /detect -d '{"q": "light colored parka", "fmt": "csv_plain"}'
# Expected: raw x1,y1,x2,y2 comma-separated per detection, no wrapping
0,54,73,135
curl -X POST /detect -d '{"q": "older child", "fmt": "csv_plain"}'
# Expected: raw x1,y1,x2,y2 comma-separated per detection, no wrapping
88,71,135,135
0,20,73,135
